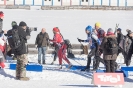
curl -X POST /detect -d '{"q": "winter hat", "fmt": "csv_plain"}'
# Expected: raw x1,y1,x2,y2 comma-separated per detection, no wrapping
107,28,114,36
128,30,133,35
95,22,101,27
117,28,121,32
11,21,17,27
126,29,130,32
53,27,60,32
85,25,92,32
0,11,4,18
19,21,27,26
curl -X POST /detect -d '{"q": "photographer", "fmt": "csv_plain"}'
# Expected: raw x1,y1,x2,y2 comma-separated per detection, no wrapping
5,21,35,80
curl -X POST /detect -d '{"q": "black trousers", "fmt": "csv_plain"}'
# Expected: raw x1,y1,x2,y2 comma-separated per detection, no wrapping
117,47,126,63
104,60,116,72
53,45,59,61
125,52,132,66
86,48,104,70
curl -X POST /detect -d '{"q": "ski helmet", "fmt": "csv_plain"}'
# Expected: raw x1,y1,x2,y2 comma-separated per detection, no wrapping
85,25,92,33
53,27,60,32
95,22,101,27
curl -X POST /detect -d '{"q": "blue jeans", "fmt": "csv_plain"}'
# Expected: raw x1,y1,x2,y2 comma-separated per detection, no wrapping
38,47,47,62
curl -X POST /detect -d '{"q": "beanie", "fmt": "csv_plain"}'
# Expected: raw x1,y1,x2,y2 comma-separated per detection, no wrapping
95,22,101,27
128,30,133,35
107,28,113,33
117,28,121,32
53,27,60,32
85,25,92,32
11,21,17,27
126,29,130,32
19,21,27,26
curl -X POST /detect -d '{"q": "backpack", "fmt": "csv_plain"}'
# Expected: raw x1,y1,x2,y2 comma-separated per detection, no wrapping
64,39,75,58
104,37,118,55
8,29,22,49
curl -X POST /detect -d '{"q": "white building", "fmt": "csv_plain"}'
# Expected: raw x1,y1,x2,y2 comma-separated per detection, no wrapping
0,0,133,6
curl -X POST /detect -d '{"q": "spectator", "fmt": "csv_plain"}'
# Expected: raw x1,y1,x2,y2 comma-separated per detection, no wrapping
124,30,133,66
35,28,49,64
0,11,4,34
101,28,118,72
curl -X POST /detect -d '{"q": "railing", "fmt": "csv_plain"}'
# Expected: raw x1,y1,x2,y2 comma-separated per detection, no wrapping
28,44,89,55
0,5,133,10
41,5,133,10
0,5,30,10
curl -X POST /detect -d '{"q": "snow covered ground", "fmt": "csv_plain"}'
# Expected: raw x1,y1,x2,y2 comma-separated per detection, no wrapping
0,9,133,88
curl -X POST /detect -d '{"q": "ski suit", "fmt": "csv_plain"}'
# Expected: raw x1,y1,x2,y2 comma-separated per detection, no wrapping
50,32,70,65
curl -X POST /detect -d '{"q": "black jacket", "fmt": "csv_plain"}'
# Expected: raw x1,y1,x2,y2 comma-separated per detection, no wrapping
117,33,124,45
35,32,49,47
7,26,27,55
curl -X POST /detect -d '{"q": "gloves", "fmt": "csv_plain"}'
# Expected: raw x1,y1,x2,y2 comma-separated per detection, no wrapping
49,39,52,41
78,39,84,42
97,39,101,45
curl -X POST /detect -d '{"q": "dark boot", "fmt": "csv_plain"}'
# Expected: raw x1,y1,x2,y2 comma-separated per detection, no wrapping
42,60,46,65
38,60,41,64
126,60,131,66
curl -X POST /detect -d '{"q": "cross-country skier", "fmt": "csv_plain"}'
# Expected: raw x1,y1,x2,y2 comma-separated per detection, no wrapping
78,25,103,71
49,27,72,69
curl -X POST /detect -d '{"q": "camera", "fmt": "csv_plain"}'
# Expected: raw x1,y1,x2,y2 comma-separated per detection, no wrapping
27,27,37,32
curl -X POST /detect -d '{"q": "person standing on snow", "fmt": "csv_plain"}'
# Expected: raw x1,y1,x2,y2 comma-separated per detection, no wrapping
6,21,18,57
35,28,49,64
78,25,102,71
124,30,133,66
0,11,4,35
49,27,72,69
116,28,126,63
101,28,118,72
15,21,30,81
0,34,5,69
95,22,106,42
93,22,106,68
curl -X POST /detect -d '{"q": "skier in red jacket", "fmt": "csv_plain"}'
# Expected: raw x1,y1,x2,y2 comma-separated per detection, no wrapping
50,27,72,69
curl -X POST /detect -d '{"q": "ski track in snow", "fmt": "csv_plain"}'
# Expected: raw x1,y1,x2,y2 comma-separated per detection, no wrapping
0,9,133,88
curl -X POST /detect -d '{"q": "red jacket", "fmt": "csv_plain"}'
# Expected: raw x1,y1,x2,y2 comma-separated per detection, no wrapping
51,33,64,44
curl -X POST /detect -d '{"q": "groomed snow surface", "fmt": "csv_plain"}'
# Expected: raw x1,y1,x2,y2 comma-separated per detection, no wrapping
0,9,133,88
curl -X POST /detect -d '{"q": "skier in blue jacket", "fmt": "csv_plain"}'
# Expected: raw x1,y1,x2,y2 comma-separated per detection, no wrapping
78,25,104,71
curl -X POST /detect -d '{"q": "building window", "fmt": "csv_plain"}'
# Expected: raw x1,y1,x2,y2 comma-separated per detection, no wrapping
82,0,84,2
58,0,60,2
86,0,88,2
